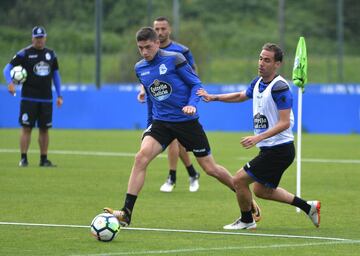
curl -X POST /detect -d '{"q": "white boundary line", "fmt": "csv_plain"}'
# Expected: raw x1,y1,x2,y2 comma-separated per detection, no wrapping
1,148,359,164
0,221,353,242
70,240,360,256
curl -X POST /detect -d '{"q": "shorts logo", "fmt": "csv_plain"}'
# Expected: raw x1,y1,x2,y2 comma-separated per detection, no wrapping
159,64,167,75
149,79,172,101
254,112,268,133
22,113,29,122
193,148,206,153
33,61,50,76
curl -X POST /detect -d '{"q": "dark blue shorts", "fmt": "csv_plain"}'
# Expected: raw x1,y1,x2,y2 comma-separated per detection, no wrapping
19,100,53,128
143,119,211,157
244,142,295,188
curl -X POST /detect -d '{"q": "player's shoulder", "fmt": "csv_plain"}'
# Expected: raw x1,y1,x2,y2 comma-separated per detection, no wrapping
134,59,147,70
272,76,290,92
167,41,189,54
159,49,186,66
16,45,32,57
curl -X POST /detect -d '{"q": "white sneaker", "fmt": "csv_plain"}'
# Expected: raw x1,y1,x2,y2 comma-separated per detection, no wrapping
307,200,321,227
223,218,256,230
160,179,175,192
189,173,200,192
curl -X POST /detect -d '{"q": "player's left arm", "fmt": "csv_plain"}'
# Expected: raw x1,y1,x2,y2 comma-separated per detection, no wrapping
241,108,292,149
52,53,63,107
241,85,293,149
178,65,202,115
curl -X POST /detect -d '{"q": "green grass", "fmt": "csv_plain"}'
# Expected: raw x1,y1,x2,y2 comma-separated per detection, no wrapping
0,129,359,255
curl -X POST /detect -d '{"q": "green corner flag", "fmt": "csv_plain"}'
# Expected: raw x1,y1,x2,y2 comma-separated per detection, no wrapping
292,36,308,92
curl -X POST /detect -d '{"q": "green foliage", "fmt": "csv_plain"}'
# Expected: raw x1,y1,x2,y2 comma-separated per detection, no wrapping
1,0,359,83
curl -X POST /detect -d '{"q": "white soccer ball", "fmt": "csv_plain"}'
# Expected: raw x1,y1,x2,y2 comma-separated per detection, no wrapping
90,213,120,242
10,65,27,84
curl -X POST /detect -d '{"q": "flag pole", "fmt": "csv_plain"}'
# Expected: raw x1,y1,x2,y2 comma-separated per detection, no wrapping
292,36,307,213
296,87,302,212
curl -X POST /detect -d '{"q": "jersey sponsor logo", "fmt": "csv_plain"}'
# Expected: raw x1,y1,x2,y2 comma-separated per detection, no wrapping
253,112,268,133
28,54,38,59
33,61,50,76
140,71,150,76
159,64,167,75
45,53,51,60
149,79,172,101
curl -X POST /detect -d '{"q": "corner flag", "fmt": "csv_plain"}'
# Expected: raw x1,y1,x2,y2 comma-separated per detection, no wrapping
292,37,308,212
293,36,308,92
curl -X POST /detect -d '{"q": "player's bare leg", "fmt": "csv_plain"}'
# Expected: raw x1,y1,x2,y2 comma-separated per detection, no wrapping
178,142,200,192
19,126,32,166
128,136,163,195
105,135,163,226
39,128,55,167
196,154,234,189
160,140,179,192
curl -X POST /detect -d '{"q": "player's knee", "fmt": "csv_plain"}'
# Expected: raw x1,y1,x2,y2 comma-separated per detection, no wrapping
134,151,150,167
253,185,268,199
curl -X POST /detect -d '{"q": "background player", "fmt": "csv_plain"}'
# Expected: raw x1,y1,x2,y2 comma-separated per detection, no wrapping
137,16,200,193
3,26,63,167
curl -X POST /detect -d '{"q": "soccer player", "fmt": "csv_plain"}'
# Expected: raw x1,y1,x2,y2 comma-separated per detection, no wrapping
137,16,200,193
197,43,321,229
104,27,261,226
3,26,63,167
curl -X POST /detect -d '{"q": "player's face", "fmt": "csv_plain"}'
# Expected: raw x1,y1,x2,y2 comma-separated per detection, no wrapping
32,36,46,50
137,39,160,61
258,49,280,82
153,20,171,44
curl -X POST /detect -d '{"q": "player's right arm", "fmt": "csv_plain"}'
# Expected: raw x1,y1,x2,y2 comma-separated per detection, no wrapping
3,63,16,95
197,89,248,103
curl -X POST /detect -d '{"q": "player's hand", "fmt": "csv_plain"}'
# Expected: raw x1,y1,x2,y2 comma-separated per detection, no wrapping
240,135,261,149
197,88,214,102
56,96,63,108
182,105,196,115
137,85,146,103
7,82,16,96
137,91,145,103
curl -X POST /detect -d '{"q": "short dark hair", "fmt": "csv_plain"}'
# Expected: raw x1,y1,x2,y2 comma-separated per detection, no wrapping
262,43,284,62
136,27,158,42
154,16,171,24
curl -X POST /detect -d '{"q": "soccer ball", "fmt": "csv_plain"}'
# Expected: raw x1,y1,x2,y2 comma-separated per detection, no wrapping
10,65,27,84
90,213,120,242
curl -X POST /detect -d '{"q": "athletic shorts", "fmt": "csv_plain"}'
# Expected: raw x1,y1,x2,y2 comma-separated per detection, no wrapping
143,119,211,157
243,142,295,188
19,100,53,128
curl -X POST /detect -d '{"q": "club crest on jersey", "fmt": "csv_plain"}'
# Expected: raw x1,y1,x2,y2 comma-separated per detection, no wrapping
253,112,269,133
149,79,172,101
33,61,50,76
159,64,167,75
45,53,51,60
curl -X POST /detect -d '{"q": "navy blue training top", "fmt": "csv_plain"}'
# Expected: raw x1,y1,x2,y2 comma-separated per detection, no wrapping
135,49,202,125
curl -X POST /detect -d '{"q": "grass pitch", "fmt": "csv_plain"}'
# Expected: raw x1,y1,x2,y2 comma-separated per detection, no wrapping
0,129,359,255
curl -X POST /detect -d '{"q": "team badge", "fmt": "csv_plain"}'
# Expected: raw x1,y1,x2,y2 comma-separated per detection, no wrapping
22,113,29,122
159,64,167,75
45,53,51,60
